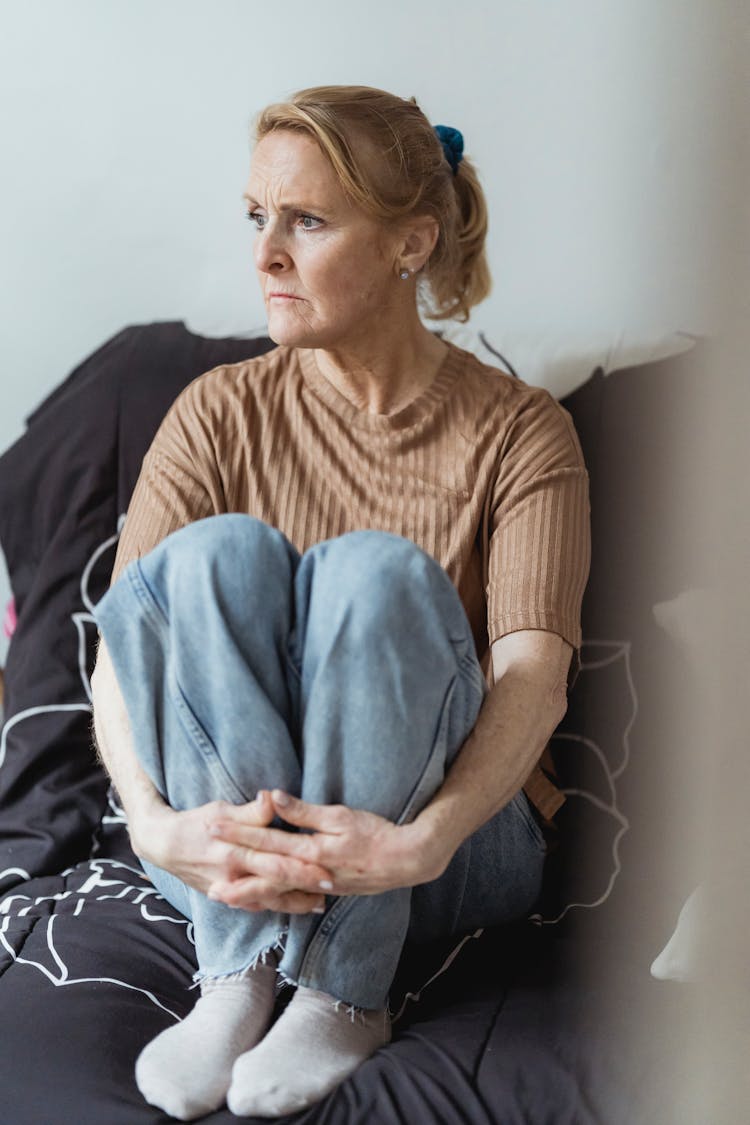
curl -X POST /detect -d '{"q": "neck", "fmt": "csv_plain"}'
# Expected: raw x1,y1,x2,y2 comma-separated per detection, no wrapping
311,313,449,416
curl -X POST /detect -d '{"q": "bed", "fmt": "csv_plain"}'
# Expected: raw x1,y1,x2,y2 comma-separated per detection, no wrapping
0,321,701,1123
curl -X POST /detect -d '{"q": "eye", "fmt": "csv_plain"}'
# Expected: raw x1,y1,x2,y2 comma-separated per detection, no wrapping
298,213,323,231
244,212,319,235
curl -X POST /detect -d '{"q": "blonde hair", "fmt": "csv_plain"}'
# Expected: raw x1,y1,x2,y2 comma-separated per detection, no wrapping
252,85,491,323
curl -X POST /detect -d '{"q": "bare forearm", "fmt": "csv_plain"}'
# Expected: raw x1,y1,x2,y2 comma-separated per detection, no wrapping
411,639,570,871
90,639,169,853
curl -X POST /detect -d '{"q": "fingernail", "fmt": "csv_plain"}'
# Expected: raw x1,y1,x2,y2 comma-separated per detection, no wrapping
313,905,326,914
256,789,265,801
207,889,220,901
273,789,290,806
319,880,334,891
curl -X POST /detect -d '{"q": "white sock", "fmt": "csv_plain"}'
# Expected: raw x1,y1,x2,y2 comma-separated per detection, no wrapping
227,985,391,1117
135,957,278,1121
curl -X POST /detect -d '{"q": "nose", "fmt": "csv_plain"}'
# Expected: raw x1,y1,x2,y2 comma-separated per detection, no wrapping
253,219,293,276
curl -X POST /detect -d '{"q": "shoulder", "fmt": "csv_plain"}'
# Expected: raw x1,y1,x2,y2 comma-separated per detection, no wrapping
447,339,559,410
447,341,582,456
156,345,295,444
144,345,291,468
446,340,522,399
172,344,290,414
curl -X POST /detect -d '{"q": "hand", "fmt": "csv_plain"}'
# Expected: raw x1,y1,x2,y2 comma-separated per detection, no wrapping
206,790,451,909
132,791,335,915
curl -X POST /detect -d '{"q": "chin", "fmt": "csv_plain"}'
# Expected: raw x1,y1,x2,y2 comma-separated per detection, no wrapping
268,328,314,348
266,308,321,349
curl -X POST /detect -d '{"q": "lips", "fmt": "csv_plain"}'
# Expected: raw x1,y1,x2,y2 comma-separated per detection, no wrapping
269,293,300,300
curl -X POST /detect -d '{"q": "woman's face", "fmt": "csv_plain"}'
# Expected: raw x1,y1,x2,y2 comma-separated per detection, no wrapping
244,130,405,350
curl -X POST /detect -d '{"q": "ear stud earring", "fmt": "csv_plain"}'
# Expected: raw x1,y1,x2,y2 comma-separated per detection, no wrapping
399,269,410,280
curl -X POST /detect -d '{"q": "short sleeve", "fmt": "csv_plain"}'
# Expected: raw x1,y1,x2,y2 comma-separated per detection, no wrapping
486,387,591,683
110,376,226,586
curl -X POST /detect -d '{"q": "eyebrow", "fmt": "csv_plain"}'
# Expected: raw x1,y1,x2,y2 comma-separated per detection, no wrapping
241,192,328,213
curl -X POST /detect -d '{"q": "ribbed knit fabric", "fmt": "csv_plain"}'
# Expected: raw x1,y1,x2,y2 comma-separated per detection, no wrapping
110,340,590,818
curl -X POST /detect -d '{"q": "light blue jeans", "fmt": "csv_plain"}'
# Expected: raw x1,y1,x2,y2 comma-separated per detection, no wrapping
94,515,546,1009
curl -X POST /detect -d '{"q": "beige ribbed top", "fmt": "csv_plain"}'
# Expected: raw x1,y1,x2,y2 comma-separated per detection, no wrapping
111,340,591,818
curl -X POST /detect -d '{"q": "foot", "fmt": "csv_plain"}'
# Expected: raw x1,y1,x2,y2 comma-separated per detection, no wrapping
135,958,278,1121
227,985,390,1117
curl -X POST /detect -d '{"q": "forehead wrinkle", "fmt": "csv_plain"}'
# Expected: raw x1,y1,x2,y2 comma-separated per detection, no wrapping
245,135,348,217
241,190,329,213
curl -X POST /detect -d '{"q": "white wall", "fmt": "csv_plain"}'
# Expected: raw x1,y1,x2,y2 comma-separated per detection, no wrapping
0,0,743,458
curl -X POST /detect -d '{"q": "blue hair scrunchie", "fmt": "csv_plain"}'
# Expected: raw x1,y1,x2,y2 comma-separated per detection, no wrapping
434,124,464,175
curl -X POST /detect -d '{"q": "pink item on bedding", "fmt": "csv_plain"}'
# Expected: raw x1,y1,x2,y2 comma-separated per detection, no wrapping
3,596,16,639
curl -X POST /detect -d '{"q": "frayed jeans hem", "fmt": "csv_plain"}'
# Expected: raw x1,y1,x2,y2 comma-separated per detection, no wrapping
192,932,287,989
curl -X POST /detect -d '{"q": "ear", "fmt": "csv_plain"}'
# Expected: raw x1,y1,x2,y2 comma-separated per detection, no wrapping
396,214,440,275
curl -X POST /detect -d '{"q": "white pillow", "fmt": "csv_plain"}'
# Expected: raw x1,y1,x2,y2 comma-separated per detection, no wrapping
652,587,719,673
650,885,706,982
437,325,698,398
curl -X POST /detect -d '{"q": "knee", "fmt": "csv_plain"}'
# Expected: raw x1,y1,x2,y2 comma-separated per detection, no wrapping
306,530,455,631
139,515,296,601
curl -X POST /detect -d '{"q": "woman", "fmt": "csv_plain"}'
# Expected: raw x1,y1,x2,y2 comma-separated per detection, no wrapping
91,84,590,1120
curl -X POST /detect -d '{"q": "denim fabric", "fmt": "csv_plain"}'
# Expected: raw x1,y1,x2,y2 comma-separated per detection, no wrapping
94,514,546,1008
